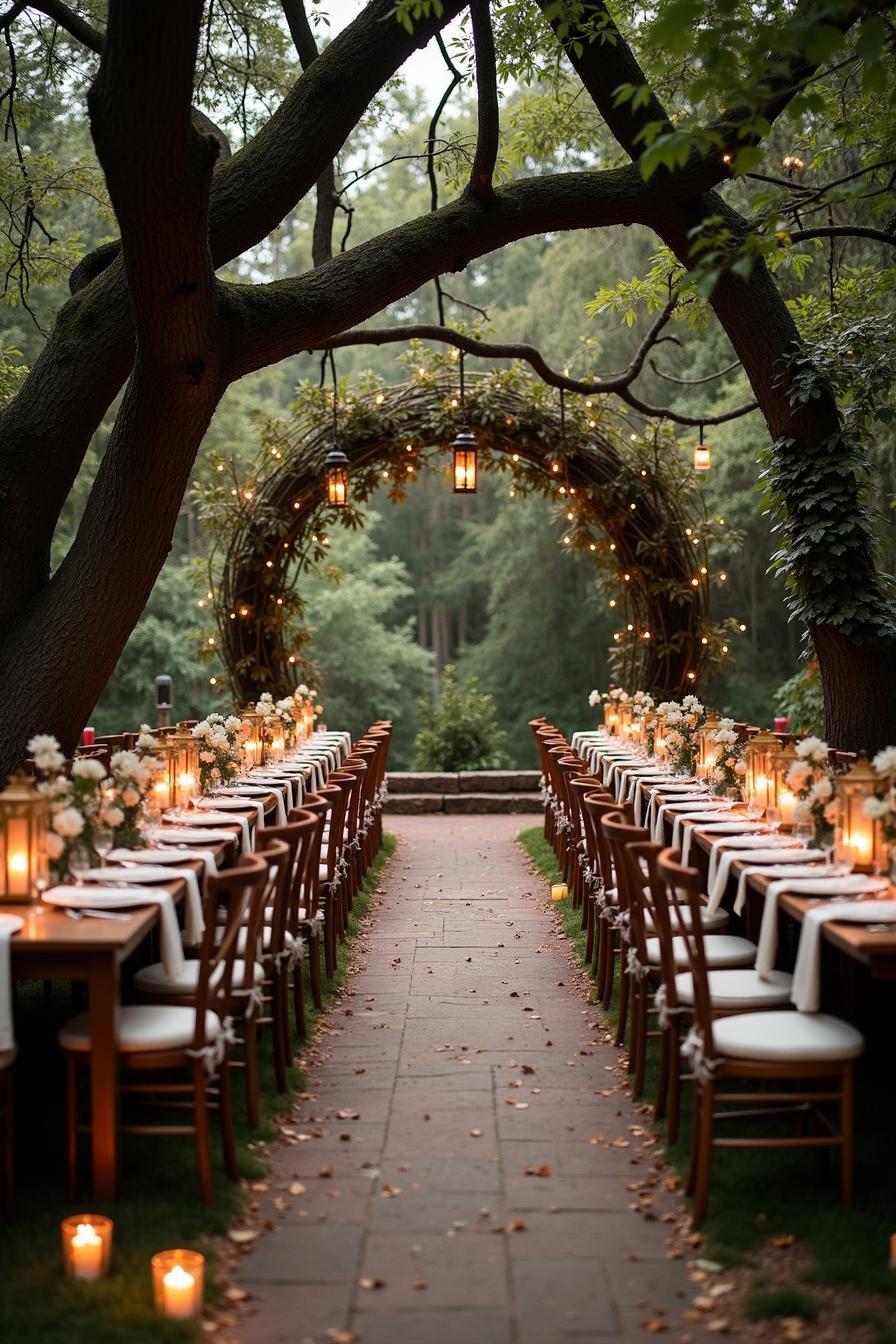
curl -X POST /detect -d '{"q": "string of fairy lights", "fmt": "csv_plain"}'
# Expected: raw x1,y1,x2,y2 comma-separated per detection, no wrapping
193,359,747,704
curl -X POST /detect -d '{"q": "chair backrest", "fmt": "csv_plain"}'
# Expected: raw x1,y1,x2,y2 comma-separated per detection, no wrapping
195,855,268,1040
628,839,680,1004
261,812,320,937
240,838,291,985
291,798,328,918
582,793,632,890
316,782,347,879
658,847,715,1053
600,812,651,955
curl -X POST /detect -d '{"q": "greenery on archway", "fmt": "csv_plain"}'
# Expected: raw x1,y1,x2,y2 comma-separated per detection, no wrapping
195,355,741,704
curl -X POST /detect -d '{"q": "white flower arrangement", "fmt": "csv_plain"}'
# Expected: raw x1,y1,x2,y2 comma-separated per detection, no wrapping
29,734,109,878
654,698,706,775
786,738,836,845
863,747,896,845
191,715,243,790
705,718,746,798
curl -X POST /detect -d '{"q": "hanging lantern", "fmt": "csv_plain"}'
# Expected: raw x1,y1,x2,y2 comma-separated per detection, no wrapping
693,424,711,472
0,771,49,901
170,731,200,810
771,741,800,827
324,447,350,508
744,730,780,810
838,755,884,873
782,153,805,177
452,427,478,493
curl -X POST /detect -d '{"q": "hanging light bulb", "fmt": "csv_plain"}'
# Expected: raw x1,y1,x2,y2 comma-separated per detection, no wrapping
451,351,478,494
693,422,711,472
324,350,349,507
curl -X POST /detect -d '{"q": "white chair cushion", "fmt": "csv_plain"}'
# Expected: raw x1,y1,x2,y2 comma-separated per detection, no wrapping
135,959,263,996
646,934,756,970
60,1005,221,1053
236,926,296,956
644,905,728,934
712,1010,864,1063
264,905,306,923
674,969,793,1011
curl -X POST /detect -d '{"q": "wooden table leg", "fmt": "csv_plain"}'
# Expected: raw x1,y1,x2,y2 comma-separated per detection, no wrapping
87,952,120,1203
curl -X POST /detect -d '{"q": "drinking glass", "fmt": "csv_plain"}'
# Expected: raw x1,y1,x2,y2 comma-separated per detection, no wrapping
745,792,764,823
68,844,91,885
93,827,114,864
765,806,782,836
792,821,814,849
833,841,855,877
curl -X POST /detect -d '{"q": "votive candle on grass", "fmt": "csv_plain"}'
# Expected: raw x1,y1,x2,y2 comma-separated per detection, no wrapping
551,883,568,902
152,1249,204,1318
61,1214,113,1281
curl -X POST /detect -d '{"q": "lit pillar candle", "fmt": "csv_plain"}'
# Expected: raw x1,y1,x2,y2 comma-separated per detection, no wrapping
778,787,797,826
6,817,29,898
61,1214,113,1281
152,1249,204,1319
153,778,170,811
551,883,568,902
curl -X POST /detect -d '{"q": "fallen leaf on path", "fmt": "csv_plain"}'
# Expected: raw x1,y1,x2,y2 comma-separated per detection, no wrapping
358,1278,385,1290
227,1229,257,1246
412,1279,428,1290
524,1164,553,1178
319,1164,333,1178
288,1182,306,1196
770,1233,796,1248
470,1128,483,1137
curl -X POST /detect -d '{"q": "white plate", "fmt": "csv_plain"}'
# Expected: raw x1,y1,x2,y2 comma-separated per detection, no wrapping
84,867,179,885
44,885,147,910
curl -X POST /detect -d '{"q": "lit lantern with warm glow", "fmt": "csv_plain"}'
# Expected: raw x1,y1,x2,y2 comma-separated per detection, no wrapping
617,702,633,737
151,1249,205,1319
744,730,780,810
693,442,711,472
838,755,884,873
169,731,201,809
61,1214,113,1281
696,714,720,778
241,708,265,767
0,771,49,902
452,427,478,493
654,713,669,761
324,447,350,508
772,742,799,826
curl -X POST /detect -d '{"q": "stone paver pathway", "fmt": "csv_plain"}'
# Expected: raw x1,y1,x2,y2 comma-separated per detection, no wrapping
235,816,724,1344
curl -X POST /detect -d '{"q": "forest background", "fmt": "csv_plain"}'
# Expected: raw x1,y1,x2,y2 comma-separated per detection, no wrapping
4,3,894,769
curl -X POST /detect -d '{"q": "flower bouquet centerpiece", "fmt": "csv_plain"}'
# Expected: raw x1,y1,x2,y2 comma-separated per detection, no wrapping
863,746,896,864
661,695,707,777
255,693,296,761
785,736,837,846
105,749,158,848
28,734,109,880
706,718,747,799
191,714,244,791
293,684,323,737
630,690,655,750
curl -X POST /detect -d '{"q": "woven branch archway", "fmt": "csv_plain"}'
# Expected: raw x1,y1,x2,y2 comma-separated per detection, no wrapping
200,365,732,704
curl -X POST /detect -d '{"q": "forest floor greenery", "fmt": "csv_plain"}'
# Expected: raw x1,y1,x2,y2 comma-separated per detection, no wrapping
518,826,896,1342
0,834,396,1344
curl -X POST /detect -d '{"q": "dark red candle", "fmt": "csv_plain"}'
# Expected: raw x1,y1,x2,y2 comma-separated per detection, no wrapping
81,726,96,746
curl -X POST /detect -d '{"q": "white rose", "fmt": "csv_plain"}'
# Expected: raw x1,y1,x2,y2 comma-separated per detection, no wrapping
53,807,85,839
809,776,833,803
863,797,889,820
72,757,106,781
46,832,65,860
795,736,829,765
27,733,66,772
872,746,896,777
137,732,157,751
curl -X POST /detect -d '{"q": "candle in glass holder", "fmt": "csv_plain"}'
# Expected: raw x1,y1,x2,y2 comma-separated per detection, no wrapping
551,883,568,902
61,1214,113,1281
152,1249,204,1319
778,787,797,827
774,717,788,733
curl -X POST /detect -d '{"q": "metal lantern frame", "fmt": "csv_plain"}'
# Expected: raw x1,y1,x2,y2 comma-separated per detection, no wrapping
169,731,200,809
0,770,49,901
771,741,800,827
744,730,781,810
838,755,884,872
241,708,265,767
451,427,478,494
324,447,350,508
696,714,720,777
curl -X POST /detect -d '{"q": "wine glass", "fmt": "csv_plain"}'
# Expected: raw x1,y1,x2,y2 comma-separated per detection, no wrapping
68,843,91,886
765,805,782,837
792,820,814,850
93,826,114,866
745,791,764,823
832,841,855,877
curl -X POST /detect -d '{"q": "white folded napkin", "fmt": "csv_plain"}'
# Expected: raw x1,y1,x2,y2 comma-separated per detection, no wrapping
217,785,287,826
792,899,896,1011
681,820,760,865
250,774,304,808
110,845,218,881
733,856,826,915
667,806,732,847
45,886,186,978
705,847,824,914
0,914,23,1052
651,797,722,840
153,826,237,847
86,866,204,947
756,875,889,982
706,830,792,884
198,794,264,832
167,809,252,853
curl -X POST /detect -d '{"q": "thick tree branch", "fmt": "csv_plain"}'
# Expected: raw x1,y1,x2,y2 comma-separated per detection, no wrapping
469,0,499,202
227,167,660,377
789,224,896,246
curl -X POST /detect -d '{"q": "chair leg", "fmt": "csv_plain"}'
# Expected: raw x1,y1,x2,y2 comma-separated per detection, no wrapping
292,960,307,1040
601,929,616,1009
2,1069,13,1218
685,1072,701,1196
632,986,647,1098
193,1064,214,1206
307,930,323,1009
615,951,630,1048
691,1081,714,1228
244,1017,260,1128
271,975,287,1095
217,1054,239,1182
841,1063,854,1208
667,1037,681,1145
584,897,594,965
65,1052,80,1202
654,1022,670,1123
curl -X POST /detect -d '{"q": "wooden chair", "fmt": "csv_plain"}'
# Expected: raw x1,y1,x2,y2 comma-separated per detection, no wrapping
293,796,330,996
61,855,269,1204
657,847,863,1227
258,815,321,1067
